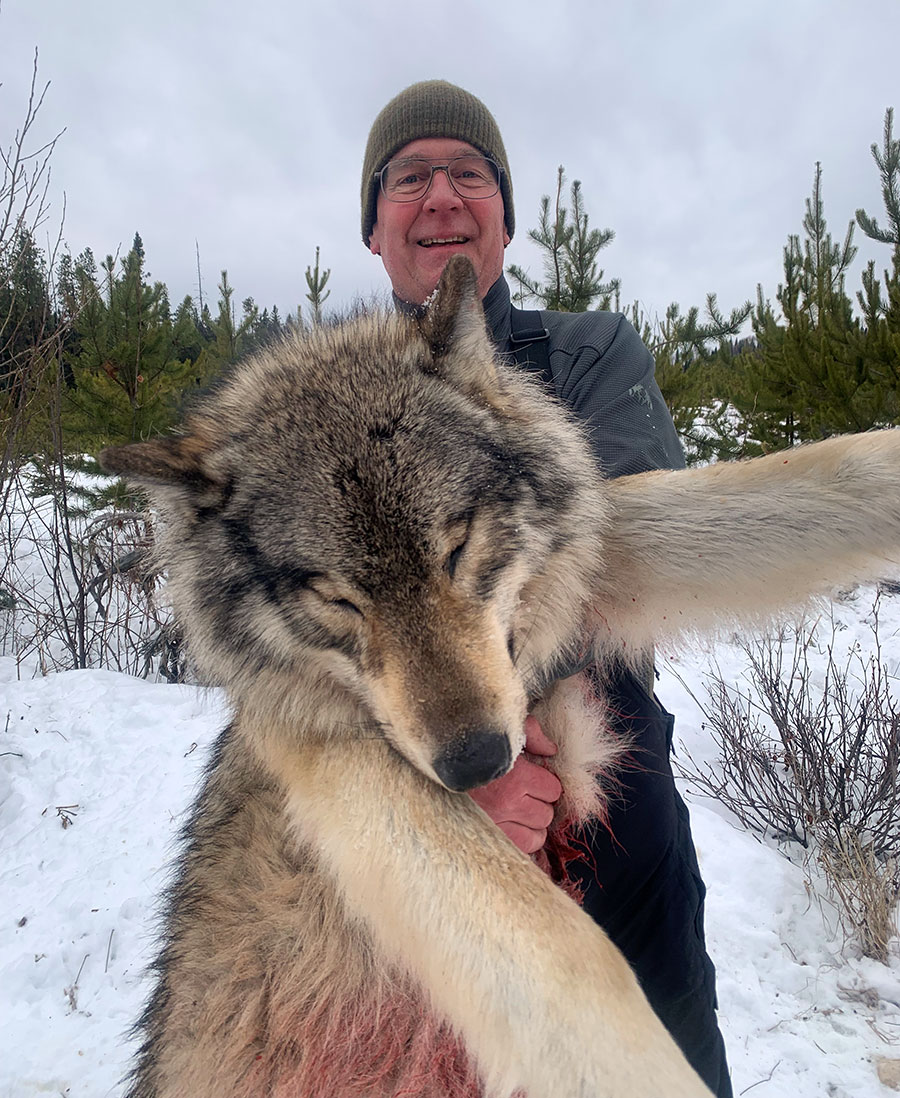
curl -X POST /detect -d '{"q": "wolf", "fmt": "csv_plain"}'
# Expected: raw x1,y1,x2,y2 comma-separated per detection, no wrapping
100,254,900,1098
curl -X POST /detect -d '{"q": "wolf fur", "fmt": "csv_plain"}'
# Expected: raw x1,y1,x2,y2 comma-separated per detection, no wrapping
100,255,900,1098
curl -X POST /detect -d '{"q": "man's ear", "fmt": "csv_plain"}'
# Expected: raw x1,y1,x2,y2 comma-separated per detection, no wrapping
368,221,382,257
418,255,501,405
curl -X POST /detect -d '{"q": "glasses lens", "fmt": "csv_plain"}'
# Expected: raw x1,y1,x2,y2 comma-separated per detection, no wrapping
448,156,499,195
381,159,433,199
380,156,500,201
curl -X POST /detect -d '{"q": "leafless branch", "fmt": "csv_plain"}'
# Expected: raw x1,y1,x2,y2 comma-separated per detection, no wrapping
677,602,900,961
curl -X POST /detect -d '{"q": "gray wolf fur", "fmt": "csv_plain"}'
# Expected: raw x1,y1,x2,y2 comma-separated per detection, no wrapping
100,255,900,1098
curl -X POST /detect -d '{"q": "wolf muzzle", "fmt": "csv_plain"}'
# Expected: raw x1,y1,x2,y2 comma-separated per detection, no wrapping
432,731,512,792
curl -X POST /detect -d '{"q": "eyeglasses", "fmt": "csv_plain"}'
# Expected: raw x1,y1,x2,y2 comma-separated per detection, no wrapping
376,155,503,203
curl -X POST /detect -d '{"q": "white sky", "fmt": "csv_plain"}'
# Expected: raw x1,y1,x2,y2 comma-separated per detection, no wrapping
2,0,898,324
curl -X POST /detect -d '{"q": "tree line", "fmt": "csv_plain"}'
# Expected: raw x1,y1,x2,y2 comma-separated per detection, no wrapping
0,47,333,480
511,110,899,461
2,96,898,471
2,226,332,457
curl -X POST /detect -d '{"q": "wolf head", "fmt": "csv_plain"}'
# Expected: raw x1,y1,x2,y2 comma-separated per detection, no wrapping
100,257,607,791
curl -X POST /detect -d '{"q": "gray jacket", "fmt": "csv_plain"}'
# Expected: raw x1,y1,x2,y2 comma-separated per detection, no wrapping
482,275,686,479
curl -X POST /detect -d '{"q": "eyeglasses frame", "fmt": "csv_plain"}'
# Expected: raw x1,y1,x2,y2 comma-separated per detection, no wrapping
374,154,504,204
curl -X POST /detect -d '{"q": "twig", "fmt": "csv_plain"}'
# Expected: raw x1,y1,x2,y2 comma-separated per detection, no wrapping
740,1060,781,1094
74,952,88,986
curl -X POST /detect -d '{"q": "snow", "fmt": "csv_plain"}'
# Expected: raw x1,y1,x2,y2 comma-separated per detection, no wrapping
0,664,226,1096
659,590,900,1097
2,594,899,1096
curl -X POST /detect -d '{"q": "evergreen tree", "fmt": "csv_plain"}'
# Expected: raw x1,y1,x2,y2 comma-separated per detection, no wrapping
507,167,619,311
0,228,57,452
0,228,54,374
855,107,900,417
62,233,204,447
171,295,206,367
189,270,258,380
303,246,331,327
509,164,748,462
726,163,887,449
856,108,900,260
634,297,751,461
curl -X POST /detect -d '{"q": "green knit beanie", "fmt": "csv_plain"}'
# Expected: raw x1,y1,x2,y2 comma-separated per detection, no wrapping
361,80,514,246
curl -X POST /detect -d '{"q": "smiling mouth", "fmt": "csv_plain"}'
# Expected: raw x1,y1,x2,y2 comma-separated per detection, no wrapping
418,236,469,247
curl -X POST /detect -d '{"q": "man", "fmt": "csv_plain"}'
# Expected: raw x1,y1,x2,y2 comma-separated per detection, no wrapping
361,79,732,1098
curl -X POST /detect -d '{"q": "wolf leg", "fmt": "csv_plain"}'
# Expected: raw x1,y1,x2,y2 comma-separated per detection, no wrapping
266,730,712,1098
596,429,900,652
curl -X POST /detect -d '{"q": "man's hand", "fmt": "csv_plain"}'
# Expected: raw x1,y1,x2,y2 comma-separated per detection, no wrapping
468,715,562,854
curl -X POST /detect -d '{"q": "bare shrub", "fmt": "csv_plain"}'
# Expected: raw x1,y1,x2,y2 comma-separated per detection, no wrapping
0,44,182,681
1,460,182,679
1,47,66,492
677,598,900,961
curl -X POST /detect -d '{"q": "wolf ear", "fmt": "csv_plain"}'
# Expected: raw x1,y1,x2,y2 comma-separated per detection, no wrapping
99,434,225,505
419,255,501,403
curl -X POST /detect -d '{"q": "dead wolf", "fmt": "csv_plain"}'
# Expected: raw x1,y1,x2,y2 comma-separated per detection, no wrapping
101,255,900,1098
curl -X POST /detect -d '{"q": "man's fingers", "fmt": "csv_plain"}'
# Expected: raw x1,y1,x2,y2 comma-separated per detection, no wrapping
469,781,554,829
523,714,557,757
496,820,548,856
467,717,563,855
468,756,561,822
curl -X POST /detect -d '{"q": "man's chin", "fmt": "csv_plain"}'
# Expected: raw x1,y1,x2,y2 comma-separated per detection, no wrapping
414,245,476,300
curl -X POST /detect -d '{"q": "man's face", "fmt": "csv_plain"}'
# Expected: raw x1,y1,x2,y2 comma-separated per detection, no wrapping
369,137,510,304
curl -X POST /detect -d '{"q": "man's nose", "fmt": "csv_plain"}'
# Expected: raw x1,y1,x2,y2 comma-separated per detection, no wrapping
425,167,462,209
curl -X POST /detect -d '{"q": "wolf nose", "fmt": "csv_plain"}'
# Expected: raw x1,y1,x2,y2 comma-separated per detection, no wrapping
433,731,512,792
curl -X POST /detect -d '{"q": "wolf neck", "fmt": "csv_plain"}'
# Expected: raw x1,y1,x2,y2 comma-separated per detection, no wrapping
235,666,377,752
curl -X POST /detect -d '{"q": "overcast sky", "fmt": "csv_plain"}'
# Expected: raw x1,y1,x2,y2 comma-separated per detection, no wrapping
2,0,898,327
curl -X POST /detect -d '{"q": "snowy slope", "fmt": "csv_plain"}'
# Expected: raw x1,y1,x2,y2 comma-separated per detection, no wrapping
1,592,899,1097
1,667,226,1097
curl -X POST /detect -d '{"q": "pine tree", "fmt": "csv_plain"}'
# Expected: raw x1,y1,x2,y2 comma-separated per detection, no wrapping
509,165,748,462
0,228,53,365
62,234,204,447
304,246,331,327
626,295,751,462
189,271,259,381
727,163,886,449
856,108,900,259
507,167,619,311
855,107,900,419
0,228,59,459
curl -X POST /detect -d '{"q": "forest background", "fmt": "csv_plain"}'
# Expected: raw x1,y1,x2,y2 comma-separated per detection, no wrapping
3,89,899,475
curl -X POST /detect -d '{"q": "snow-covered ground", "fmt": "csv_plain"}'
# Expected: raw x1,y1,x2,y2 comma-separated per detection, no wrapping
2,591,899,1097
